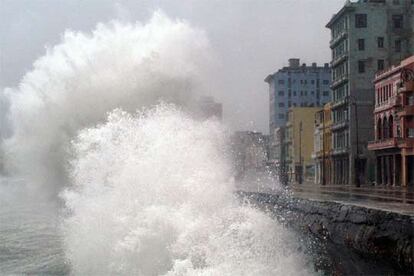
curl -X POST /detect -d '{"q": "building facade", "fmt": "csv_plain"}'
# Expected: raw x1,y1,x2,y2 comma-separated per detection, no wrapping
265,58,331,134
326,0,414,185
368,56,414,187
313,103,333,185
285,107,321,184
196,96,223,120
231,131,268,180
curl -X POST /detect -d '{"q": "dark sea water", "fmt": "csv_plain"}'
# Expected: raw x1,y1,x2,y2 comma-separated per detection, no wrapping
0,199,69,275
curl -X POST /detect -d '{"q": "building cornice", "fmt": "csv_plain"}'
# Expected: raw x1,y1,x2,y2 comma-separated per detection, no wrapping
326,5,354,28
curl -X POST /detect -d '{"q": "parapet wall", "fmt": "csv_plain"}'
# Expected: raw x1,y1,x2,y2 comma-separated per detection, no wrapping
240,192,414,273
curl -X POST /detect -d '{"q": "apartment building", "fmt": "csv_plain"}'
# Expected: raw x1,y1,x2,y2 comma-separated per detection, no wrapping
265,58,331,133
326,0,414,185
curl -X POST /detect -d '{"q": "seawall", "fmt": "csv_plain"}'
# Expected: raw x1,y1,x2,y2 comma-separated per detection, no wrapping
239,191,414,273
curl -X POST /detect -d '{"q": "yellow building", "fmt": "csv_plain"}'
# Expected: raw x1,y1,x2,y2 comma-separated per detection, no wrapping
285,107,320,184
313,103,333,185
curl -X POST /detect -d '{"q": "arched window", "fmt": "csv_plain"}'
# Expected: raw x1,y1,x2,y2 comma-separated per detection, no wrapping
377,117,382,140
383,117,388,139
389,115,393,138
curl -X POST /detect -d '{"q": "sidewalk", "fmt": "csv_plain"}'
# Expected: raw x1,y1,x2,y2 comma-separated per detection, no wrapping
288,182,414,216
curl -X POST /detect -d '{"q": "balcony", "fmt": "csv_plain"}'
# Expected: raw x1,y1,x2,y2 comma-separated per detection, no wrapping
332,98,347,108
399,81,414,92
331,147,349,156
330,74,348,89
374,96,401,113
331,120,349,131
398,138,414,148
397,105,414,117
331,52,348,68
329,31,347,48
313,149,332,159
367,138,399,151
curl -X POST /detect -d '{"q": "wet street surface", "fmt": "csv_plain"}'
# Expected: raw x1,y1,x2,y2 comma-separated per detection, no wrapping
289,183,414,216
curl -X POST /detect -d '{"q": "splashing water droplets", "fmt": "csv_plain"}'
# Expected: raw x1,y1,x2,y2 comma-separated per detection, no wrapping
2,11,314,276
63,106,312,275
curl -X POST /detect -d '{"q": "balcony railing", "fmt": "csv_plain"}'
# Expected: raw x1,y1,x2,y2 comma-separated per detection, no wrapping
332,97,347,108
374,96,401,112
331,120,349,131
330,74,348,89
329,31,347,48
398,138,414,148
398,105,414,116
331,147,349,156
367,138,399,150
331,52,348,67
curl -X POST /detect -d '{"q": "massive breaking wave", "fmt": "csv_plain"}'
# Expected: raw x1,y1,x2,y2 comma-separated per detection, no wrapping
1,12,313,275
62,105,312,275
1,12,210,195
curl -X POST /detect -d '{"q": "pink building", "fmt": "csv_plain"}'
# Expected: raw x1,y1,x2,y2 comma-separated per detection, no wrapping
368,56,414,187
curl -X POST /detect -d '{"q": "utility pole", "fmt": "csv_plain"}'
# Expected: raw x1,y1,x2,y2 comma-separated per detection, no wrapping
347,95,360,187
322,110,326,186
298,121,303,184
354,98,360,187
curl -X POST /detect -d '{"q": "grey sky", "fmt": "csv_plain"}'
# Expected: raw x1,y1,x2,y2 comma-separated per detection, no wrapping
0,0,345,133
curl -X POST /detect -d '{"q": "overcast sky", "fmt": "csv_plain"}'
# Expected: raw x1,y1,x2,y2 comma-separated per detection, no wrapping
0,0,345,133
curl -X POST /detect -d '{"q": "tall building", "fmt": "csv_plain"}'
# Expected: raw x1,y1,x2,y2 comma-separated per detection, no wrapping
326,0,414,185
265,58,331,133
196,96,223,120
284,107,321,184
368,55,414,187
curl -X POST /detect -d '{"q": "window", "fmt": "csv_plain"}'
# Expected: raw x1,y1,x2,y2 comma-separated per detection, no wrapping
278,91,284,96
304,91,308,96
377,59,385,71
355,14,367,28
395,40,401,52
407,128,414,138
323,80,330,85
278,102,285,107
358,60,365,73
392,14,403,29
288,91,291,98
377,37,384,48
293,103,297,107
358,39,365,50
311,80,315,84
311,91,315,95
278,113,285,119
293,91,297,96
288,101,292,107
323,91,330,97
304,80,307,84
278,80,285,84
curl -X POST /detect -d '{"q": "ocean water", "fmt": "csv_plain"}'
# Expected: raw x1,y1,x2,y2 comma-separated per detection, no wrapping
0,177,66,275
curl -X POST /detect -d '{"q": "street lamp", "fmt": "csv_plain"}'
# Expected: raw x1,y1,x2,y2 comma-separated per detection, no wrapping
298,121,303,184
345,95,361,187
